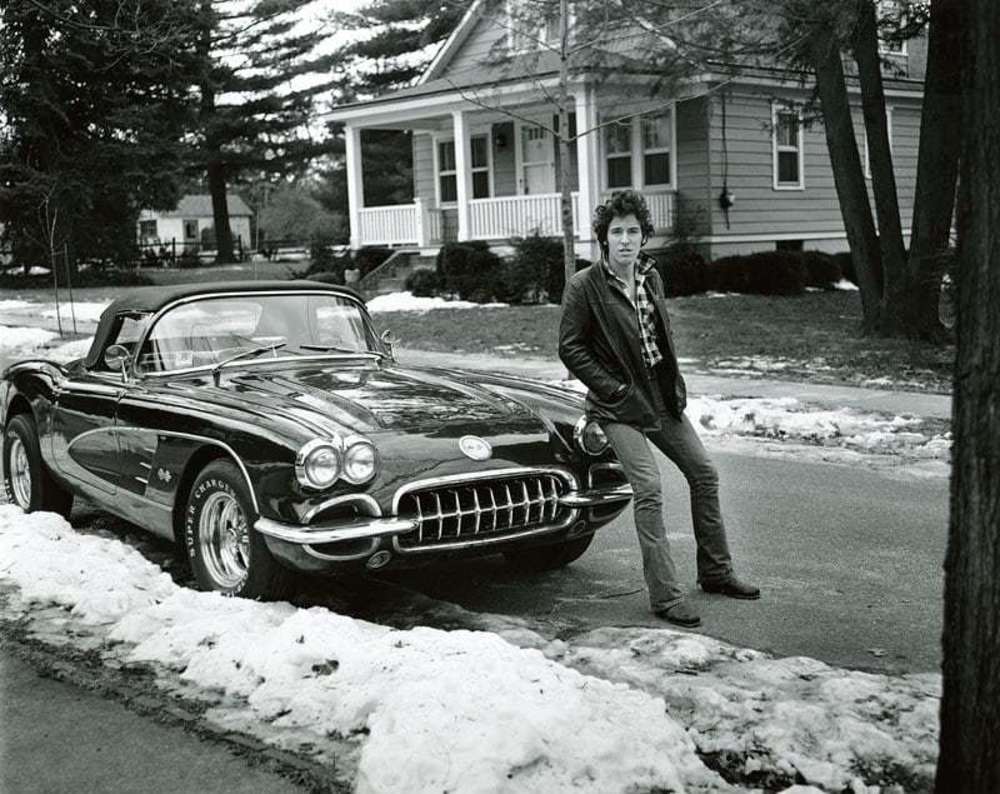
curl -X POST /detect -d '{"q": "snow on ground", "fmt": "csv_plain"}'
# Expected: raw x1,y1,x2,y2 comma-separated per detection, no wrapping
0,326,93,363
367,291,507,313
0,299,34,312
834,279,860,291
0,506,939,793
553,380,950,469
39,301,109,323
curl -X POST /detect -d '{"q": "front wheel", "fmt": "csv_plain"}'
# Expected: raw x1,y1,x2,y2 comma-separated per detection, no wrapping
183,460,292,599
503,533,594,572
3,414,73,518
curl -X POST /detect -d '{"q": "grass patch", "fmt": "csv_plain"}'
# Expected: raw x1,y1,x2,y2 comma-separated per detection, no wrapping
373,290,954,393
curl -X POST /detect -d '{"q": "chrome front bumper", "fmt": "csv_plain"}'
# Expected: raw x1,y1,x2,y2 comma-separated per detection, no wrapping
254,482,633,546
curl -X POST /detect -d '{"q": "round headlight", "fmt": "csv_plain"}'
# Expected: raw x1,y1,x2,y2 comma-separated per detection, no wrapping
574,416,610,456
343,437,377,484
297,440,341,489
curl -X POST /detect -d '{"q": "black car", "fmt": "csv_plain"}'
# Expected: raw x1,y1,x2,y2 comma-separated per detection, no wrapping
2,281,632,598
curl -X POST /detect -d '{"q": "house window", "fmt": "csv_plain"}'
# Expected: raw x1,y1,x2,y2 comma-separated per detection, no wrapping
772,104,804,190
605,121,632,189
438,140,457,203
642,111,672,187
139,220,157,240
864,106,893,179
470,134,490,199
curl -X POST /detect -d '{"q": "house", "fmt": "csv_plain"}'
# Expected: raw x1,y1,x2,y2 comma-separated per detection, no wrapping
326,1,926,260
137,194,253,254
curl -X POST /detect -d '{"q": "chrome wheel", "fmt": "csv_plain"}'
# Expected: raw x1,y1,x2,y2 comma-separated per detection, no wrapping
198,491,251,589
9,436,32,509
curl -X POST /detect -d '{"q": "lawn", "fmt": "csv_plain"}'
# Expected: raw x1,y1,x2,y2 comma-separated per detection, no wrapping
372,290,955,393
0,268,955,393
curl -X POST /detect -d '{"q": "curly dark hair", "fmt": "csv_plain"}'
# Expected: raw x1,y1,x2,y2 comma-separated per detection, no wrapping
592,190,656,257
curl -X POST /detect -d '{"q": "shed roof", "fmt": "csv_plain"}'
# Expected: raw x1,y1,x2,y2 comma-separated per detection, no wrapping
155,194,253,219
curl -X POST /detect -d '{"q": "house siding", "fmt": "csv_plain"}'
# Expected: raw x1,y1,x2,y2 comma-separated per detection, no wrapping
492,122,517,196
441,8,508,79
707,87,844,240
674,95,712,237
413,133,436,204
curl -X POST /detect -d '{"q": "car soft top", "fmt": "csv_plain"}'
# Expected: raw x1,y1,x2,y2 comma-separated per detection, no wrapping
84,279,360,369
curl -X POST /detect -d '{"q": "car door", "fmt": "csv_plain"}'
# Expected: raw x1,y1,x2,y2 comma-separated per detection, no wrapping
50,312,149,496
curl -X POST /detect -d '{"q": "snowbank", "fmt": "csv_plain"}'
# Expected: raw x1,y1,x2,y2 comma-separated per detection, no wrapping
0,507,940,793
367,291,507,313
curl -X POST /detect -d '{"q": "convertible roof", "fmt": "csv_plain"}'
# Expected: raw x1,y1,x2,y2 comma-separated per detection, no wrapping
85,279,359,368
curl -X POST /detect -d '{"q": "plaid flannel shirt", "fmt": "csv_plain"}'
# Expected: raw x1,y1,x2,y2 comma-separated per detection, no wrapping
602,256,664,370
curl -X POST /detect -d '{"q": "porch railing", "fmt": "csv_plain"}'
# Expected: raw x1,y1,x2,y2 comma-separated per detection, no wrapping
356,191,673,246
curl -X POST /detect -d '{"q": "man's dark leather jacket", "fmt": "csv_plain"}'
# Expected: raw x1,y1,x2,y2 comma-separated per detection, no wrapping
558,255,687,429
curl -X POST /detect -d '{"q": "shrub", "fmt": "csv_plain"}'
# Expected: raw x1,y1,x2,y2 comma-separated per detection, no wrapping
405,267,442,297
707,251,807,295
801,251,843,288
355,246,394,277
435,241,502,301
308,270,344,285
650,244,709,296
176,249,202,269
545,255,591,304
496,233,556,304
831,251,857,284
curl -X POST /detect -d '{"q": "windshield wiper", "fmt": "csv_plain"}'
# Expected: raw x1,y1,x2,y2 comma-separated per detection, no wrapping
298,344,383,358
211,342,286,385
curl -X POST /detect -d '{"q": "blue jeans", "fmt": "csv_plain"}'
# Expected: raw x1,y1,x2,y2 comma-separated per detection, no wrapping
600,378,733,610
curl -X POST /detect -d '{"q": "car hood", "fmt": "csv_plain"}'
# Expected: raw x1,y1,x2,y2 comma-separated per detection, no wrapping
149,361,557,441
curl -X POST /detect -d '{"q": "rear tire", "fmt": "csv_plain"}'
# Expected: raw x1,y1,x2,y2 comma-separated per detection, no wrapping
183,459,293,600
3,414,73,518
503,533,594,572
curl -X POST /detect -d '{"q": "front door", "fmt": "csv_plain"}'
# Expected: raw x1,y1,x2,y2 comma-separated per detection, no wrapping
521,124,555,195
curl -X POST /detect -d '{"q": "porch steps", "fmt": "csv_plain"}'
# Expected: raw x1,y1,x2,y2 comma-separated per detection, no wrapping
360,251,438,296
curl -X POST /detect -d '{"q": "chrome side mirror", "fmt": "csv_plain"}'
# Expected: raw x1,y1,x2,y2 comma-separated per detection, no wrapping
380,329,397,363
104,344,131,381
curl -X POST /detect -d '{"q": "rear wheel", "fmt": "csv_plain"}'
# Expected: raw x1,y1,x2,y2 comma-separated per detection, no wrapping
3,414,73,518
503,533,594,572
183,460,293,599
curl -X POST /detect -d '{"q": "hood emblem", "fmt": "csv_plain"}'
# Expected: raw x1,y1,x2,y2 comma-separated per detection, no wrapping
156,468,173,483
459,435,492,461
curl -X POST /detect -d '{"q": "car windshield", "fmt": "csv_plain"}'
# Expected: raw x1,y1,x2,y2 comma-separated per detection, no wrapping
137,293,378,373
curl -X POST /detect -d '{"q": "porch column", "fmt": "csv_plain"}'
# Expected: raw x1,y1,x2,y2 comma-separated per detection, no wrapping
344,124,363,250
575,83,600,242
452,110,471,241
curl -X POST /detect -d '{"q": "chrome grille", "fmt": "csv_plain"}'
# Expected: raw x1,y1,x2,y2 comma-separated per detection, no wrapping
395,473,571,549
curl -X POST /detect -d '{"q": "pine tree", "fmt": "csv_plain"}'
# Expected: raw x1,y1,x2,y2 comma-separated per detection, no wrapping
0,0,200,272
192,0,343,263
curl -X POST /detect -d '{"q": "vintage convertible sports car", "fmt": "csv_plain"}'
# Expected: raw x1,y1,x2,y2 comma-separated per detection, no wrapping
2,281,633,598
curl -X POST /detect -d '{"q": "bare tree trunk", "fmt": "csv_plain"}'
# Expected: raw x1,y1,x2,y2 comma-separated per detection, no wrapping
198,0,234,265
810,30,883,332
852,0,908,334
904,0,962,341
558,0,576,290
207,157,235,264
936,0,1000,787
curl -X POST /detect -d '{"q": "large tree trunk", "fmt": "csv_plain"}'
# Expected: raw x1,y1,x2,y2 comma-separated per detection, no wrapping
207,157,235,264
197,0,234,265
935,0,1000,788
852,0,909,335
904,0,962,341
810,30,883,332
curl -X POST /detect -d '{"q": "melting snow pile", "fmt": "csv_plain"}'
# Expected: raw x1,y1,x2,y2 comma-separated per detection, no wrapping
367,291,507,313
0,507,939,793
0,326,94,363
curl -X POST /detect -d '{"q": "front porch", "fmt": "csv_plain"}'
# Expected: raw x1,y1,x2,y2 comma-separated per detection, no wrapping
356,192,675,249
337,79,679,255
